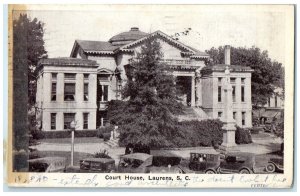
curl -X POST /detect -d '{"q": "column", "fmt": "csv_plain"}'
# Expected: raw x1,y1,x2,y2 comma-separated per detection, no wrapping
76,111,83,130
89,74,97,106
57,73,64,103
76,73,84,102
56,112,64,131
196,77,202,107
191,76,195,107
43,73,51,103
42,111,50,131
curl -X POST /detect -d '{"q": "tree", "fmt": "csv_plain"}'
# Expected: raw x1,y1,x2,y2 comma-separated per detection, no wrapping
205,46,284,106
13,14,47,153
107,38,183,148
13,14,48,107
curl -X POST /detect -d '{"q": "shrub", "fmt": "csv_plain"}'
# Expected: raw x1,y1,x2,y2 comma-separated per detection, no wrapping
97,126,114,138
32,130,98,139
235,126,252,144
171,119,224,148
93,149,112,159
103,133,111,141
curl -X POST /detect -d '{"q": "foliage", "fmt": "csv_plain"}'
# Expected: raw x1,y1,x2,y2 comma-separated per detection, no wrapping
31,130,99,139
107,38,183,148
172,119,224,148
205,46,284,106
96,125,114,138
13,14,48,106
235,126,253,144
93,149,112,159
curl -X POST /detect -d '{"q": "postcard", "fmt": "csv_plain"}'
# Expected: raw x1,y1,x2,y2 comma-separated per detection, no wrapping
5,4,294,188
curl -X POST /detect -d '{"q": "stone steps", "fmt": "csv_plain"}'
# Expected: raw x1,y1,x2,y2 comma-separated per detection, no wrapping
105,139,119,148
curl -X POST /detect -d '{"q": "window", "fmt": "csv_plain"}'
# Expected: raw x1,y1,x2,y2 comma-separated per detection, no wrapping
233,112,236,120
84,83,89,101
50,113,56,130
100,85,109,101
230,77,236,83
64,113,75,129
84,74,89,80
268,97,271,107
218,112,222,118
242,112,246,126
64,83,75,101
51,82,57,101
64,73,76,101
218,86,222,102
83,113,89,129
51,73,57,101
232,86,236,102
241,86,245,102
65,73,76,80
275,96,278,107
241,78,245,84
52,73,57,79
218,77,222,83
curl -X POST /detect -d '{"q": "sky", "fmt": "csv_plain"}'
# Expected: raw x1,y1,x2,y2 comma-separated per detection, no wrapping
14,4,293,65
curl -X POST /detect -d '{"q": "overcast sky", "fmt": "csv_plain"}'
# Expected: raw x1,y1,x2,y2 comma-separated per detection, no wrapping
16,4,293,65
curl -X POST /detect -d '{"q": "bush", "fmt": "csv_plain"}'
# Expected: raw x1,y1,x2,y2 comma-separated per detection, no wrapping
171,119,224,148
93,149,112,159
250,127,261,134
235,126,252,144
97,126,114,138
32,130,98,139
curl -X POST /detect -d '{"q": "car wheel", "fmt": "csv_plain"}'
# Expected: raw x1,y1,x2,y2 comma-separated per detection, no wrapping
205,169,216,174
239,168,250,174
265,163,276,173
174,167,183,174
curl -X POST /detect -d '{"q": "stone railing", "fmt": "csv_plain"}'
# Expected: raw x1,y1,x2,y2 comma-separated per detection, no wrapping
160,59,191,65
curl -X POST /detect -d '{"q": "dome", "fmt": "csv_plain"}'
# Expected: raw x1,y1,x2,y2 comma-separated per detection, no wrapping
109,27,149,45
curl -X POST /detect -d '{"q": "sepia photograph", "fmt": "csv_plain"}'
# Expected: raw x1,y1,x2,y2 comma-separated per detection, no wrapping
5,4,294,188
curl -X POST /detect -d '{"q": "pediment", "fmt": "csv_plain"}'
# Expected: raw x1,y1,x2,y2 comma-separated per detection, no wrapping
119,31,196,55
97,68,114,74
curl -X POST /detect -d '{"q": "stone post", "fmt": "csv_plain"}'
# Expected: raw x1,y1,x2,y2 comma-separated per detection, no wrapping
220,66,237,150
191,76,195,107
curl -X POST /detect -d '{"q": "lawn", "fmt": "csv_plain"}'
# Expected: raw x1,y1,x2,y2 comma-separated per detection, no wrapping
33,150,93,166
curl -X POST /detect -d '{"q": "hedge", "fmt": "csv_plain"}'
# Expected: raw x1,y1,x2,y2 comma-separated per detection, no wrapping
32,129,98,139
170,119,224,148
31,125,116,140
235,126,252,144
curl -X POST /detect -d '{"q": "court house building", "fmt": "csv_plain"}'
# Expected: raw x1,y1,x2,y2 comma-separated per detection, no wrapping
36,27,253,131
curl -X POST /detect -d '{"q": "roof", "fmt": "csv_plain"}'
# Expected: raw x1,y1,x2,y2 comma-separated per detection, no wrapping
261,110,281,118
76,40,119,52
109,27,149,43
121,153,153,161
201,64,253,73
38,57,97,68
81,158,115,163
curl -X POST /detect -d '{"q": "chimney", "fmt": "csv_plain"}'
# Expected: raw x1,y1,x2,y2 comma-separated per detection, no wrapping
130,27,139,31
224,45,231,65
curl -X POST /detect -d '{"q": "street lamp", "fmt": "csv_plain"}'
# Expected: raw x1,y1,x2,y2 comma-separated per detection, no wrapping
70,120,76,166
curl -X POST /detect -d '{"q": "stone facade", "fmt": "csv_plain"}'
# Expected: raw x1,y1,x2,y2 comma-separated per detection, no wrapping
36,28,253,131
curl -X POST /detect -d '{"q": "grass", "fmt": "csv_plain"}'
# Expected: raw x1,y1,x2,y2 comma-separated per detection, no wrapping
34,150,93,166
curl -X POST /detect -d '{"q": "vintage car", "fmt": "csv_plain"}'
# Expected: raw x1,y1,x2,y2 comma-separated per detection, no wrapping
148,151,186,173
187,152,221,174
118,153,153,173
65,158,115,173
218,152,255,174
28,157,67,172
265,157,283,173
